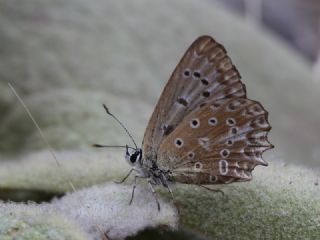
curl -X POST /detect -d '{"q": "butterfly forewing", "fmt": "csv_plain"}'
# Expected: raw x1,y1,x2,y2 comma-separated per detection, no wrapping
157,98,272,184
143,36,246,162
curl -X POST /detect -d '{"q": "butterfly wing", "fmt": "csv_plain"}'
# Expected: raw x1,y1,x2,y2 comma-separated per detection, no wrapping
143,36,246,162
157,98,273,184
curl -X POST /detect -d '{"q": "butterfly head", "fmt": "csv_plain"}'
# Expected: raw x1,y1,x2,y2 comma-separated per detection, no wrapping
125,145,142,166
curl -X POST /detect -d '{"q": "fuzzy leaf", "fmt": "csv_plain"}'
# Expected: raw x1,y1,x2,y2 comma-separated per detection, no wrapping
0,202,90,240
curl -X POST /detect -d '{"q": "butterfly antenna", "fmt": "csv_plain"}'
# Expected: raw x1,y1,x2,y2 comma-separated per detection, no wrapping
102,104,138,149
8,83,76,192
92,144,136,150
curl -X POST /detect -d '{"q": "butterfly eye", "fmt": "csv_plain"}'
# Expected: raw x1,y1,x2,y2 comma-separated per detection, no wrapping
130,154,137,163
129,150,141,164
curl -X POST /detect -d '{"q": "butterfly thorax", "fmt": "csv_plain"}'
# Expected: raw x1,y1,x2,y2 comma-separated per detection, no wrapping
126,148,173,187
146,163,173,187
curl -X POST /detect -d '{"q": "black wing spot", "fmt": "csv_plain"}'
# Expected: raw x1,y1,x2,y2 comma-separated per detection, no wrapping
226,139,233,146
177,97,188,106
183,69,191,77
193,71,201,79
201,78,209,85
231,127,238,135
202,91,210,97
174,138,184,148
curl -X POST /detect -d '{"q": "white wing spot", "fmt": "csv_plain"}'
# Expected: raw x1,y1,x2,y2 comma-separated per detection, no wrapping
209,175,218,183
223,177,235,184
210,102,222,111
183,68,191,78
233,169,241,177
198,137,210,150
235,162,240,168
252,104,263,114
242,162,249,170
192,71,201,79
187,151,195,159
219,160,229,175
194,162,203,171
220,149,230,158
227,99,245,111
230,127,238,135
208,117,218,126
226,118,236,126
190,118,200,128
174,138,184,148
244,104,264,117
226,139,234,146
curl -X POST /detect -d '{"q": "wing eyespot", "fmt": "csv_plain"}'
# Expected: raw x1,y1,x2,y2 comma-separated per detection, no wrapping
187,151,195,159
208,117,218,126
201,78,209,85
183,69,191,77
220,149,230,158
226,118,236,126
202,91,210,97
174,138,184,148
219,160,229,175
194,162,203,170
193,71,201,79
190,118,200,128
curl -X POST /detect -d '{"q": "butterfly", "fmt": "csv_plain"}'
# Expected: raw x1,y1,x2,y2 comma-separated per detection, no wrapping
96,36,273,210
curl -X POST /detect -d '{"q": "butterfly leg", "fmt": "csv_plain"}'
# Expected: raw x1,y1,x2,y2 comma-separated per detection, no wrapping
147,179,161,211
161,174,174,200
197,184,224,196
167,185,174,200
114,168,134,184
129,175,139,205
129,175,147,205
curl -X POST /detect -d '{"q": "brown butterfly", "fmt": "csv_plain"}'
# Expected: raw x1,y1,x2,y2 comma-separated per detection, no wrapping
96,36,273,210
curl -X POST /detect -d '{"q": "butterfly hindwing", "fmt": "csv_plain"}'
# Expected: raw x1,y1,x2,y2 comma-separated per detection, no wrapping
157,98,272,184
143,36,246,162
